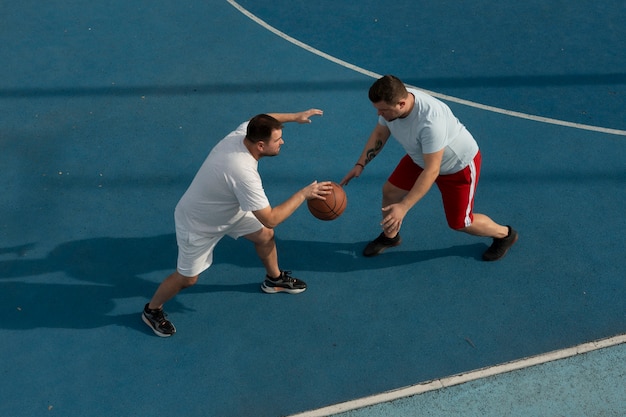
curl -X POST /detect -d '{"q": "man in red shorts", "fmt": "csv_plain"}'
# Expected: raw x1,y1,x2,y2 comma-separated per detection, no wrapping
341,75,517,261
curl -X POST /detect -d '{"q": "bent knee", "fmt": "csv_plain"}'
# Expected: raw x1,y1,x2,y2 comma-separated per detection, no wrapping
382,181,408,202
445,212,472,231
448,219,472,232
175,271,199,287
258,227,274,243
247,227,275,245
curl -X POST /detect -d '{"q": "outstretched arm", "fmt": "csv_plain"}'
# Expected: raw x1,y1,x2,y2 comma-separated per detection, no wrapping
340,123,391,185
267,109,323,124
252,181,332,229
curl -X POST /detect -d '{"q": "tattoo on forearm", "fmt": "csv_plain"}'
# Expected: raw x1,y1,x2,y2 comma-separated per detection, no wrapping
365,140,383,164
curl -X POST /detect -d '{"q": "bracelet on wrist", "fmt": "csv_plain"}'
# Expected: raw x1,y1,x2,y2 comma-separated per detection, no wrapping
355,163,365,168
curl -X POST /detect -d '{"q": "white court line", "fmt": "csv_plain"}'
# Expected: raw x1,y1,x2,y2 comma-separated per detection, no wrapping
288,334,626,417
227,0,626,137
226,0,626,414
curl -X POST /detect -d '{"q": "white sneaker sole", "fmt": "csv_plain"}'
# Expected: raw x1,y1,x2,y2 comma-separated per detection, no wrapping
142,313,175,337
261,283,306,294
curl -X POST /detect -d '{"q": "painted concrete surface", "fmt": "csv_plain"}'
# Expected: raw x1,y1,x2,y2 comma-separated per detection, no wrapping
1,2,624,417
330,342,626,417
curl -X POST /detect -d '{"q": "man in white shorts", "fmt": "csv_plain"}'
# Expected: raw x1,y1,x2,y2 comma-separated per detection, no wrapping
143,109,331,337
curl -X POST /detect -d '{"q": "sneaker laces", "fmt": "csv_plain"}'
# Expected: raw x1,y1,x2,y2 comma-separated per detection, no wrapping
278,270,295,283
487,238,504,251
487,235,511,254
149,307,169,324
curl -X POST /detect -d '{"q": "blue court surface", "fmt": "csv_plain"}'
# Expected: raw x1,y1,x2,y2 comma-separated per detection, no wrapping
1,1,624,416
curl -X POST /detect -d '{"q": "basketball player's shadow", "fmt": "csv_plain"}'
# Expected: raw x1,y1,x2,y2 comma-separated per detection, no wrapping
0,234,484,331
269,238,485,271
0,234,180,331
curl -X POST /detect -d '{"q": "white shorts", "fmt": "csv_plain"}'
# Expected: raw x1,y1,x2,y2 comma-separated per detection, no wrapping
175,212,263,277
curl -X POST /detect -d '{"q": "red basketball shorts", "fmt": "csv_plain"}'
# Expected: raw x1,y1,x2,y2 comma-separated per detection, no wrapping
388,151,482,230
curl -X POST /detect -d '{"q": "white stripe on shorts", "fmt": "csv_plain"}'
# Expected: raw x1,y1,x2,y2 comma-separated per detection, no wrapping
464,159,477,227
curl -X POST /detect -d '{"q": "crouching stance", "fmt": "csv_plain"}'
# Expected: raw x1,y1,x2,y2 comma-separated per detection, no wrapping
341,75,518,261
143,110,331,337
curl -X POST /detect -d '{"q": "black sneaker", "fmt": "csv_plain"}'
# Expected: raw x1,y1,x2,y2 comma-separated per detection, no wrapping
261,270,307,294
363,232,402,257
482,226,518,261
142,303,176,337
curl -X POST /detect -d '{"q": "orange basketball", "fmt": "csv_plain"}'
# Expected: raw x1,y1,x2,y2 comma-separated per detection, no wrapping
307,182,347,221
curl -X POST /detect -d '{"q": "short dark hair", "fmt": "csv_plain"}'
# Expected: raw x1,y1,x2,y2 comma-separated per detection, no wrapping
368,74,408,104
246,114,283,143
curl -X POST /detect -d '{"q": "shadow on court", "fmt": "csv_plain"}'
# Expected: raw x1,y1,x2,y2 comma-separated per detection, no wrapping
0,235,486,332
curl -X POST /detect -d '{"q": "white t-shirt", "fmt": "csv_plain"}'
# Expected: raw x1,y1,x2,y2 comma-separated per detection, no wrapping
174,121,270,234
379,88,479,174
